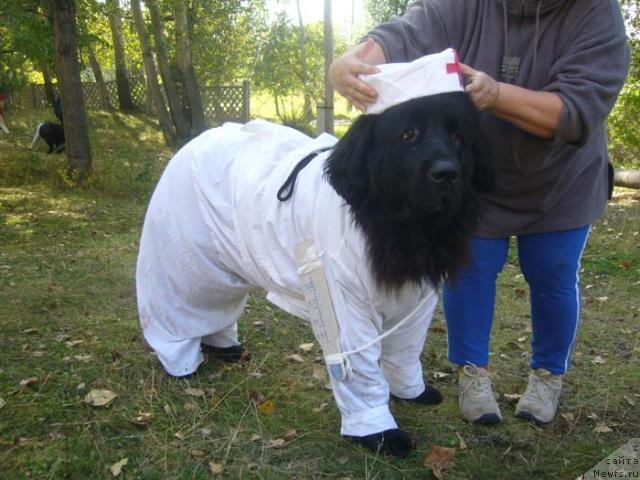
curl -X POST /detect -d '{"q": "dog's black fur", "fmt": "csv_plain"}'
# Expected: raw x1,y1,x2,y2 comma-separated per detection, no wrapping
32,122,65,154
325,92,494,290
324,92,494,456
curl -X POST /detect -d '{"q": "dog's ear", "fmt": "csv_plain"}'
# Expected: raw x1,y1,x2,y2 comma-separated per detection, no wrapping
324,114,377,207
470,133,495,194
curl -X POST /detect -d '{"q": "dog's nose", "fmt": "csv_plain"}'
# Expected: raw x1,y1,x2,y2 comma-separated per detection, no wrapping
428,160,461,184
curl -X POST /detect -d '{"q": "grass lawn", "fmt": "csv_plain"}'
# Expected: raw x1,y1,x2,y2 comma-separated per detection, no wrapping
0,109,638,479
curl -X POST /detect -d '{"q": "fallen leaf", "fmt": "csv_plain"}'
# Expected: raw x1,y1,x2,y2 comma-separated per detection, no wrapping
184,387,205,397
250,433,261,442
22,328,38,334
313,402,328,413
433,371,451,380
65,339,85,347
84,389,117,407
257,399,275,415
209,462,224,474
620,260,633,269
591,355,607,365
76,382,86,391
423,446,456,480
456,432,467,450
594,296,610,302
269,438,286,448
586,412,599,421
337,455,350,465
593,423,613,433
249,391,266,404
200,428,212,436
514,288,527,298
191,449,205,458
503,393,521,403
74,354,92,362
19,377,39,387
131,412,154,425
517,336,526,343
560,412,575,423
285,354,304,363
0,398,5,409
110,458,128,477
299,343,314,353
312,365,328,382
253,321,264,326
184,402,197,411
163,404,172,415
284,428,297,439
623,395,636,407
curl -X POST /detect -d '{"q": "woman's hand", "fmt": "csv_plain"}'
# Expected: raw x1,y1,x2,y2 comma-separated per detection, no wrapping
460,63,500,111
329,38,385,111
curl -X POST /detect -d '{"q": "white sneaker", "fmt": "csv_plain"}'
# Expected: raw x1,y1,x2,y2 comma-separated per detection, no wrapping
458,364,502,424
515,368,562,424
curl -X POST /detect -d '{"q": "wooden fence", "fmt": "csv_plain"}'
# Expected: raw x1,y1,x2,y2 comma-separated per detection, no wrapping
6,77,250,125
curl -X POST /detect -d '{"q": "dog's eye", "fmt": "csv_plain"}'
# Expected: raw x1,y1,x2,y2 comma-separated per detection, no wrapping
401,128,417,142
451,132,463,146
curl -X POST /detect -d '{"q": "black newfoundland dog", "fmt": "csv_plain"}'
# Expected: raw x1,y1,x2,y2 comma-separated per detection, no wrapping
326,91,493,288
137,91,494,459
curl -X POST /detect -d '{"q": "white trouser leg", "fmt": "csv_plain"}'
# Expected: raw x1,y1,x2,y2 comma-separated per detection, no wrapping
381,291,437,399
202,323,241,348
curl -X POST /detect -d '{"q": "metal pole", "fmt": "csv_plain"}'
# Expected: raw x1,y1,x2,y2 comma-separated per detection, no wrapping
323,0,334,135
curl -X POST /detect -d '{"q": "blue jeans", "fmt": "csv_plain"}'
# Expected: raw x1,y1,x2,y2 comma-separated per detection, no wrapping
444,226,591,375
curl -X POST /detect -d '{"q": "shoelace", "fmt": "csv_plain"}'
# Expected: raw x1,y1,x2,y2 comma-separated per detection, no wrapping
462,364,494,397
525,372,560,403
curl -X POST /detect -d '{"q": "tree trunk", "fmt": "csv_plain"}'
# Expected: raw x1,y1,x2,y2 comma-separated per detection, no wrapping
147,0,190,139
106,0,135,111
88,49,112,110
614,169,640,189
41,65,56,105
130,0,176,147
174,0,205,135
52,0,91,176
295,0,313,125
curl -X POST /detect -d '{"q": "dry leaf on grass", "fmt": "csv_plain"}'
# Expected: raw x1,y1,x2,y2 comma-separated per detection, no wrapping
433,371,451,380
250,433,261,442
624,395,636,407
561,412,575,423
269,438,286,448
285,354,304,363
455,432,467,450
503,393,522,403
591,355,607,365
257,399,275,415
84,389,117,407
191,449,205,458
19,376,40,387
110,458,128,477
299,343,314,353
131,412,153,426
312,365,327,382
74,354,92,362
284,428,297,439
209,462,224,474
184,387,205,397
0,398,5,410
593,423,613,433
423,446,456,480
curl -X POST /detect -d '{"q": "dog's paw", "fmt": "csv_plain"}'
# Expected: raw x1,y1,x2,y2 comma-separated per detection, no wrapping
346,428,413,458
391,384,443,405
201,343,250,363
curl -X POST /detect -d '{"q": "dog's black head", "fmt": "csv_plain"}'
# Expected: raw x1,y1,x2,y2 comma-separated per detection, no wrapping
325,92,494,289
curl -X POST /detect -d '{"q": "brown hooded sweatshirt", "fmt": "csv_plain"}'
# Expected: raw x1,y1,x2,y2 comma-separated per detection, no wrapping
367,0,630,237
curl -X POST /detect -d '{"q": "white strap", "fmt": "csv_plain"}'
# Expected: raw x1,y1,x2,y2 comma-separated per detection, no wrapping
294,239,428,382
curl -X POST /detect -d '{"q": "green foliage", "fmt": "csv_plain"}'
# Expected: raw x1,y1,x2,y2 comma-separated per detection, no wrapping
365,0,410,25
608,0,640,167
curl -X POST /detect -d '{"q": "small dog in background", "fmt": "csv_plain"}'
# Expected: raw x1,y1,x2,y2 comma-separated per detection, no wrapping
30,122,65,153
31,96,65,153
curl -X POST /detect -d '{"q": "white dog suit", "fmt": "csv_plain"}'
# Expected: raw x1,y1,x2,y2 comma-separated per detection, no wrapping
136,119,438,436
